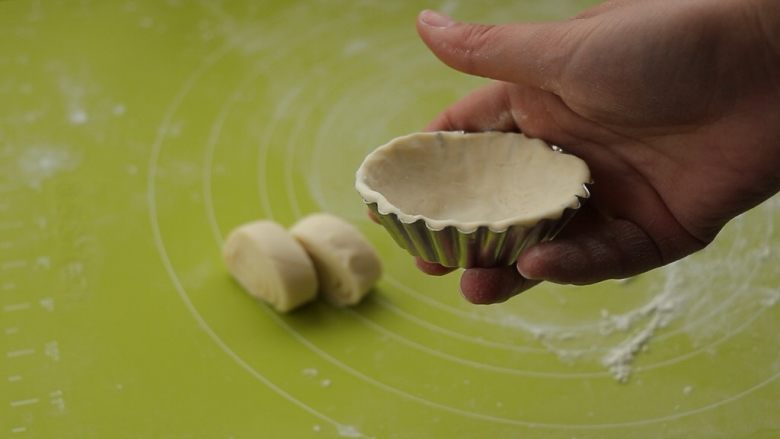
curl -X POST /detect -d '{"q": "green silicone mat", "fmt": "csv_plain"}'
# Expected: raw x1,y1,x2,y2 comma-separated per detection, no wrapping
1,1,779,437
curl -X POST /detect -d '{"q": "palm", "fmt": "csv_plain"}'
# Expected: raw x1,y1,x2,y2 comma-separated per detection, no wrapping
427,81,707,285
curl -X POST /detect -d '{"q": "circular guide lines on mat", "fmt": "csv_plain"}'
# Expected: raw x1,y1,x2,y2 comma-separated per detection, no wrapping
204,53,780,428
287,17,780,377
151,2,780,434
278,19,772,392
284,20,780,376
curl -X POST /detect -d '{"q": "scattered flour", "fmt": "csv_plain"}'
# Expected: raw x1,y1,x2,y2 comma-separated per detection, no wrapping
602,313,666,382
336,424,363,438
600,274,680,382
760,288,780,307
473,199,777,383
17,146,79,188
139,16,154,28
601,284,679,382
342,40,369,57
69,109,88,124
302,367,319,377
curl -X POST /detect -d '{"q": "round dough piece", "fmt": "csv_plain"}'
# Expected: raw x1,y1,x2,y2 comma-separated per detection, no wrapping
222,220,318,313
290,213,382,306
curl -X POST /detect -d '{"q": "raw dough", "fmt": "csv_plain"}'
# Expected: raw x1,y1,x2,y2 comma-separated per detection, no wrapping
355,131,590,233
223,220,318,313
290,213,382,306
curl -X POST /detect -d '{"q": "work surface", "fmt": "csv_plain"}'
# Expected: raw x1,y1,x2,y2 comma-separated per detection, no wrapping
1,1,779,437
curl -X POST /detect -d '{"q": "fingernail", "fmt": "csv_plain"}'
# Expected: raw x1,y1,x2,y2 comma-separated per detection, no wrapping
516,265,535,280
419,9,454,28
516,248,542,280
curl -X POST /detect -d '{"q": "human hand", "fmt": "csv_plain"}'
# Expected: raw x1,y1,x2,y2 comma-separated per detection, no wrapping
404,0,780,304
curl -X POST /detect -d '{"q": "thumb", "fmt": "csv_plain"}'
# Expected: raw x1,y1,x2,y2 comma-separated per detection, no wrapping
416,10,571,92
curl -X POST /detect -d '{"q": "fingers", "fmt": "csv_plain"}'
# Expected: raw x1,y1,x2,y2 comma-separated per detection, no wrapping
516,217,664,284
416,10,574,92
424,79,603,147
424,82,518,132
415,257,457,276
417,258,540,303
460,266,540,304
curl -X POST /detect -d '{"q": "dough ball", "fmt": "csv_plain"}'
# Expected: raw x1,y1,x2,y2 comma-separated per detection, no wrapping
223,220,318,313
290,213,382,306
